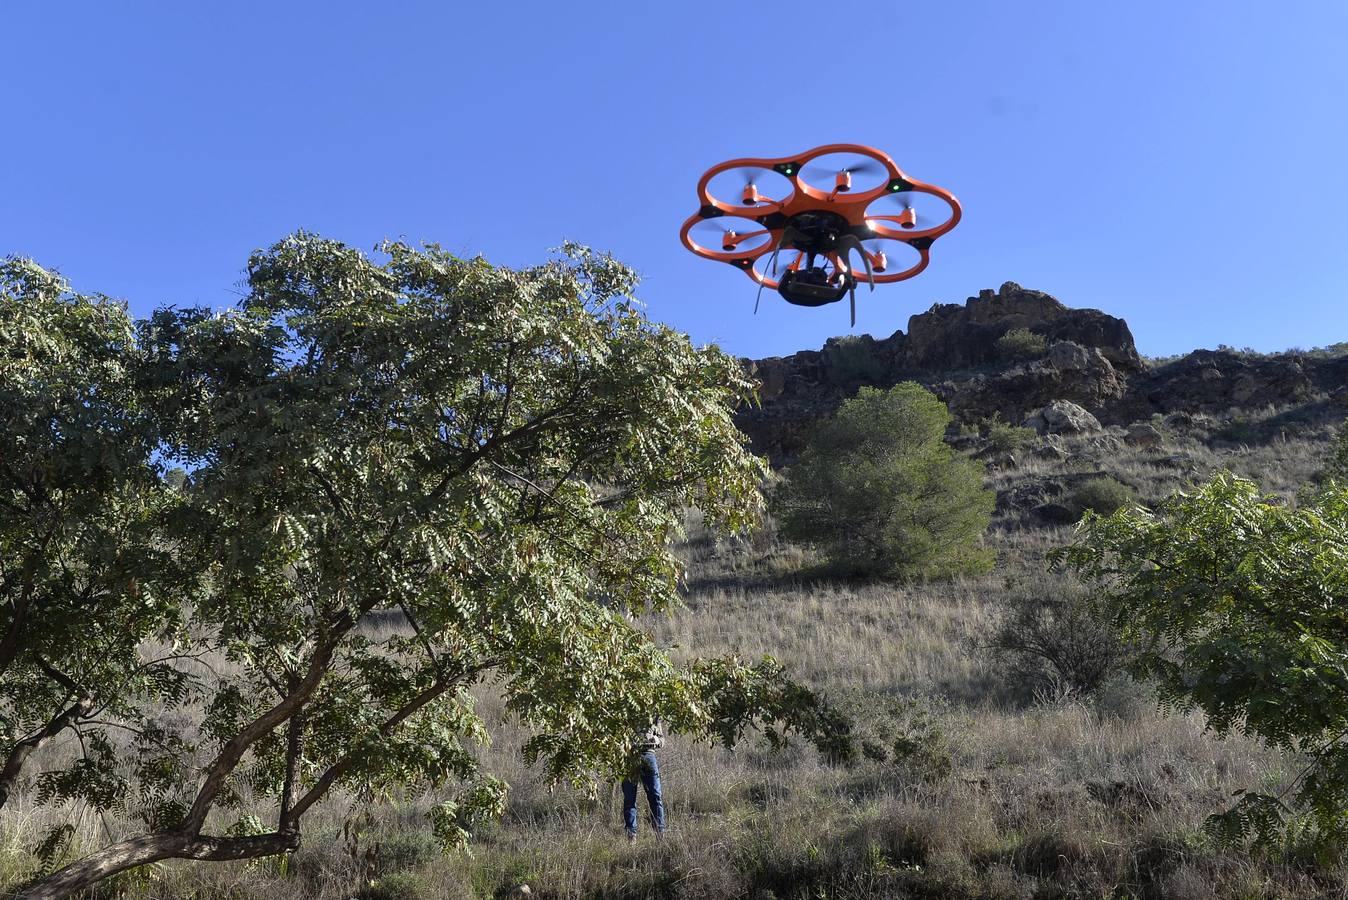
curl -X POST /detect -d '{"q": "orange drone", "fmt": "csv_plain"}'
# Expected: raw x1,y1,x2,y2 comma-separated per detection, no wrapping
679,143,961,325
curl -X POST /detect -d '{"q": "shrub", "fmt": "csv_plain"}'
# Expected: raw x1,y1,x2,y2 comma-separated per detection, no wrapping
995,328,1048,363
989,574,1130,700
774,383,995,580
1069,476,1137,518
985,419,1037,454
1322,419,1348,482
1212,414,1257,445
358,871,433,900
844,694,953,783
370,830,440,874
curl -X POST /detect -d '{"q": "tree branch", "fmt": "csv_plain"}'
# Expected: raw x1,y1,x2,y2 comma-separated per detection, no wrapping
183,630,342,834
0,693,93,809
286,656,499,824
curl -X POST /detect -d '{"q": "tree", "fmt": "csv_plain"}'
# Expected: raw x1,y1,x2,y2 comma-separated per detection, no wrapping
19,237,843,899
0,259,195,821
1057,473,1348,844
773,383,994,579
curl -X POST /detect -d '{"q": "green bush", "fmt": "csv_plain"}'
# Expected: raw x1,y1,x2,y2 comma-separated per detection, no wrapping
995,328,1048,362
985,419,1037,454
371,830,440,874
774,383,995,580
1323,419,1348,482
1059,474,1348,844
359,871,433,900
843,694,953,782
1212,414,1257,445
989,574,1130,701
1069,476,1137,518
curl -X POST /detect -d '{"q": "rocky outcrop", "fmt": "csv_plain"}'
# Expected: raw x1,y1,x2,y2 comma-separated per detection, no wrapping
1134,350,1314,413
936,340,1128,427
905,282,1143,372
735,282,1348,464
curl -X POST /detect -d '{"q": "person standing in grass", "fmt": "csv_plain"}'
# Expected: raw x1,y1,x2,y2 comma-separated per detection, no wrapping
622,718,665,841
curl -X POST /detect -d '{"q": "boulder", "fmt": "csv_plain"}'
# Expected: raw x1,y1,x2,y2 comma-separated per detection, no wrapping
1023,400,1102,436
1048,340,1091,371
1034,442,1070,462
1124,422,1165,448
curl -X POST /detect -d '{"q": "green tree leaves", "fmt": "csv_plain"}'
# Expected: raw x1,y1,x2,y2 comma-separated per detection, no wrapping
1058,472,1348,843
10,237,846,898
773,383,994,580
0,258,194,815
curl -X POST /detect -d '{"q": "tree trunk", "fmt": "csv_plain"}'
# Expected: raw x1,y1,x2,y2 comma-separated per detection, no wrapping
17,831,299,900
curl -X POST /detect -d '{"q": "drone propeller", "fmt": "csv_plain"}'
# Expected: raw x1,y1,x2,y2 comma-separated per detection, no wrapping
865,241,889,272
838,160,885,176
801,157,886,193
803,158,884,176
738,167,770,186
878,191,957,230
735,167,773,206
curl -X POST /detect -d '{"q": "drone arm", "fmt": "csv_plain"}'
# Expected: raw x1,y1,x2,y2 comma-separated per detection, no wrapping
721,228,771,249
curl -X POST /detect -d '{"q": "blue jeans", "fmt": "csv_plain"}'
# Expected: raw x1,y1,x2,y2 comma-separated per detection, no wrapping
622,750,664,835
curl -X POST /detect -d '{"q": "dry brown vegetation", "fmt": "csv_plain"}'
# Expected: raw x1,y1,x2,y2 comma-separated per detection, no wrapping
8,398,1348,899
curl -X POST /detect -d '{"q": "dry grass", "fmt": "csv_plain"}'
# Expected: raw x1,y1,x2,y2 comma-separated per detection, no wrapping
5,399,1348,898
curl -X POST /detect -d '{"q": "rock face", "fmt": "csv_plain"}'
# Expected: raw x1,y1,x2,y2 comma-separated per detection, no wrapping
905,282,1143,372
1135,350,1314,413
735,282,1348,464
1023,401,1102,436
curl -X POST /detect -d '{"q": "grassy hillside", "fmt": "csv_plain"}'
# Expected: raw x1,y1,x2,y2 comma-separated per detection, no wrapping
8,399,1347,899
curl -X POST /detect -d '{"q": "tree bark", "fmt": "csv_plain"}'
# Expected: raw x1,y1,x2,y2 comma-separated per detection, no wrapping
276,706,305,834
0,695,93,808
16,831,299,899
181,632,339,833
24,636,344,899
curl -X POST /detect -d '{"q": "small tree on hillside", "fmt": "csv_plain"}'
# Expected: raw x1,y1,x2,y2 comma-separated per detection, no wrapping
18,237,848,899
774,383,994,579
1058,473,1348,844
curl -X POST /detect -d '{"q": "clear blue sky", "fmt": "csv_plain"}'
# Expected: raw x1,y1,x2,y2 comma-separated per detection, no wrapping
5,1,1347,359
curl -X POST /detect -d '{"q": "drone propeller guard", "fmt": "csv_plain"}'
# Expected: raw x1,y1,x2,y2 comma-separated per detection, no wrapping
679,144,961,320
